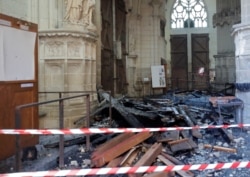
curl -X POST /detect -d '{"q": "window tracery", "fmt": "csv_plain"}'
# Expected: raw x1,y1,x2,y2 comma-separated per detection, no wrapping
171,0,208,29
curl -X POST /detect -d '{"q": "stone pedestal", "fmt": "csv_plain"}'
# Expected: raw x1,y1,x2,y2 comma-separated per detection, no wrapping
38,30,98,128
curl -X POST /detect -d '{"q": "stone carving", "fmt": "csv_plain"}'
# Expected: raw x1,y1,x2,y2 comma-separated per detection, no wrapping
45,41,64,57
64,0,96,27
68,41,81,58
83,0,96,28
64,0,83,23
213,8,241,27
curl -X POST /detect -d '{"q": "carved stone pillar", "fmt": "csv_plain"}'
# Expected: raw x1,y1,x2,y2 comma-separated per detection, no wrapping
233,22,250,124
36,0,99,128
39,30,97,128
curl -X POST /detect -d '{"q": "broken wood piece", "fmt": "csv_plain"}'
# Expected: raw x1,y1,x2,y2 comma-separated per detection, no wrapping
160,152,194,177
101,92,144,127
91,132,152,167
158,131,180,143
169,135,198,153
120,146,141,167
157,155,194,177
145,172,175,177
204,144,237,153
168,138,189,145
178,106,202,139
180,131,198,149
107,156,124,167
219,128,234,143
92,132,134,158
129,143,163,177
161,152,185,165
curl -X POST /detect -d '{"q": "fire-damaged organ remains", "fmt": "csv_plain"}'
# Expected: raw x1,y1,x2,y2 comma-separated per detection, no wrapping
2,90,250,177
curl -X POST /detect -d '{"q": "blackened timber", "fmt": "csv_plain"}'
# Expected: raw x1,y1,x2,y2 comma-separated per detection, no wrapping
124,107,158,120
158,155,194,177
178,105,202,139
74,103,110,126
101,92,144,127
209,112,234,143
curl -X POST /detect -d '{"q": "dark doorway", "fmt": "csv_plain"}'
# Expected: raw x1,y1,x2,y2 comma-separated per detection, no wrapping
191,34,209,90
170,34,209,90
170,34,188,90
101,0,127,95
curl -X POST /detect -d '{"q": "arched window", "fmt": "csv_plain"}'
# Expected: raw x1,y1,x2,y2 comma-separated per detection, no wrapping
171,0,208,29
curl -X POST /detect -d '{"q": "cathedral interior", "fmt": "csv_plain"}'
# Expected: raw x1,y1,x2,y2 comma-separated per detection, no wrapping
2,0,250,175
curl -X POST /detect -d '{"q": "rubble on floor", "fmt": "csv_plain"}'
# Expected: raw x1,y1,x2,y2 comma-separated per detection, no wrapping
1,89,250,177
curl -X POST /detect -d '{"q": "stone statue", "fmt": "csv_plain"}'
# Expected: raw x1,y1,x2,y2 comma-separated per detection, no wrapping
64,0,84,23
83,0,96,28
64,0,96,27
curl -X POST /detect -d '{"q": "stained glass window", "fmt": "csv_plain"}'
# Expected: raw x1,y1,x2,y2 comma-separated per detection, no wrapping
171,0,208,29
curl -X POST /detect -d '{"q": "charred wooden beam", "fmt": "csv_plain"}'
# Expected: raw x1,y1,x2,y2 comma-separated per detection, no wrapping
178,106,202,139
120,146,141,167
158,155,194,177
204,144,237,153
157,131,180,142
92,133,134,158
91,132,152,167
101,92,144,127
160,152,194,177
129,143,163,177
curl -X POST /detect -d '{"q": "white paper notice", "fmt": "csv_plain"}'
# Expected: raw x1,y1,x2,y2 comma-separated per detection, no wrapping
151,65,166,88
0,25,36,81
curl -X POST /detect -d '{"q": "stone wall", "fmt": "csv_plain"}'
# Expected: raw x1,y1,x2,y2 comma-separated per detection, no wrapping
38,31,98,128
125,0,167,97
36,0,99,128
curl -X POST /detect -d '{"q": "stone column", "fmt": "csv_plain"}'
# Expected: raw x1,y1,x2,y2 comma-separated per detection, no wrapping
232,0,250,124
38,0,98,128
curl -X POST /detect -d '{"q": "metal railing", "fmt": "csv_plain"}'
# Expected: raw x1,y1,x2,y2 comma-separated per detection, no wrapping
14,90,113,171
14,90,112,172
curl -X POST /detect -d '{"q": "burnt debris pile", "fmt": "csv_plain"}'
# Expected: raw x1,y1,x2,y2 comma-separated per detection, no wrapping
2,90,250,177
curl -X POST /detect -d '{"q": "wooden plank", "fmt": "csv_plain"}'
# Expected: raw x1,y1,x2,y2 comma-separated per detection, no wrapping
168,138,189,145
107,156,124,167
92,132,134,158
91,132,152,167
181,131,198,149
130,143,163,177
158,155,194,177
160,152,195,177
134,143,162,167
157,131,180,142
204,144,237,153
144,172,175,177
169,141,192,153
120,146,141,167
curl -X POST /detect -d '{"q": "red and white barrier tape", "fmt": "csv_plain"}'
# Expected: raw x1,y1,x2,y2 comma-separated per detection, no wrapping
1,162,250,177
0,124,248,135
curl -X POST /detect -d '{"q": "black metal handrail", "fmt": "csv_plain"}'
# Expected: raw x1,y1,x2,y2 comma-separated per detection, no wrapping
15,93,90,172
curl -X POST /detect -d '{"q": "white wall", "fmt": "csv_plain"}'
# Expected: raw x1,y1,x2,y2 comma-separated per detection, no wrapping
0,0,29,20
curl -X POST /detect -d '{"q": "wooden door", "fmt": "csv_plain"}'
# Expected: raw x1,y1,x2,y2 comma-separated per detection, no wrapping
115,0,127,94
101,0,127,95
191,34,209,90
0,13,38,160
101,0,114,94
170,35,188,90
